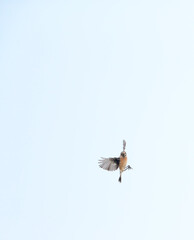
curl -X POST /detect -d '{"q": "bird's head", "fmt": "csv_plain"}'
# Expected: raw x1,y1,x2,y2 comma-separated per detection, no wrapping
120,151,127,158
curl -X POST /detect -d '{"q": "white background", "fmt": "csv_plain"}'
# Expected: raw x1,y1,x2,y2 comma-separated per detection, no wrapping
0,1,194,239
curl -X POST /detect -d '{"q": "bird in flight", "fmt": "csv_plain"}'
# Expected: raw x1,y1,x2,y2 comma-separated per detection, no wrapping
98,140,132,183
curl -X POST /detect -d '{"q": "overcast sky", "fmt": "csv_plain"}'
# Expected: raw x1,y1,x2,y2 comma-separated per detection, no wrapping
0,1,194,239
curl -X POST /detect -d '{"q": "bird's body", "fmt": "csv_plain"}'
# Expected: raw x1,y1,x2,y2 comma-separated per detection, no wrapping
119,154,127,171
98,140,132,183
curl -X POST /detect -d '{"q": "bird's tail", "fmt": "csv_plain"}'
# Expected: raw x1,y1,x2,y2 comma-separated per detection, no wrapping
118,174,122,183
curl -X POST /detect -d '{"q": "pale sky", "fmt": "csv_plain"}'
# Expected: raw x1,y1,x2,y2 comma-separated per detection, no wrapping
0,1,194,240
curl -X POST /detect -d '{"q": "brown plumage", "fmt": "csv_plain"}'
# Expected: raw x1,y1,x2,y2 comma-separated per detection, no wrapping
98,140,132,183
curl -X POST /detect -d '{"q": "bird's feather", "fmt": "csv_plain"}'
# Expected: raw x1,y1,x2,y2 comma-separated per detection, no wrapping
123,140,126,151
98,157,120,171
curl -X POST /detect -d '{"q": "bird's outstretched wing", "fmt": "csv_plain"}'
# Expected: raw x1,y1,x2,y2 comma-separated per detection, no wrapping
123,140,126,151
98,157,120,171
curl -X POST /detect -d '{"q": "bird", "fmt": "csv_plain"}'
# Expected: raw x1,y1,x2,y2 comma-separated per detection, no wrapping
98,140,132,183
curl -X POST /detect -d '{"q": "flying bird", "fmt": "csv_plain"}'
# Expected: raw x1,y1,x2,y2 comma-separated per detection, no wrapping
98,140,132,183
